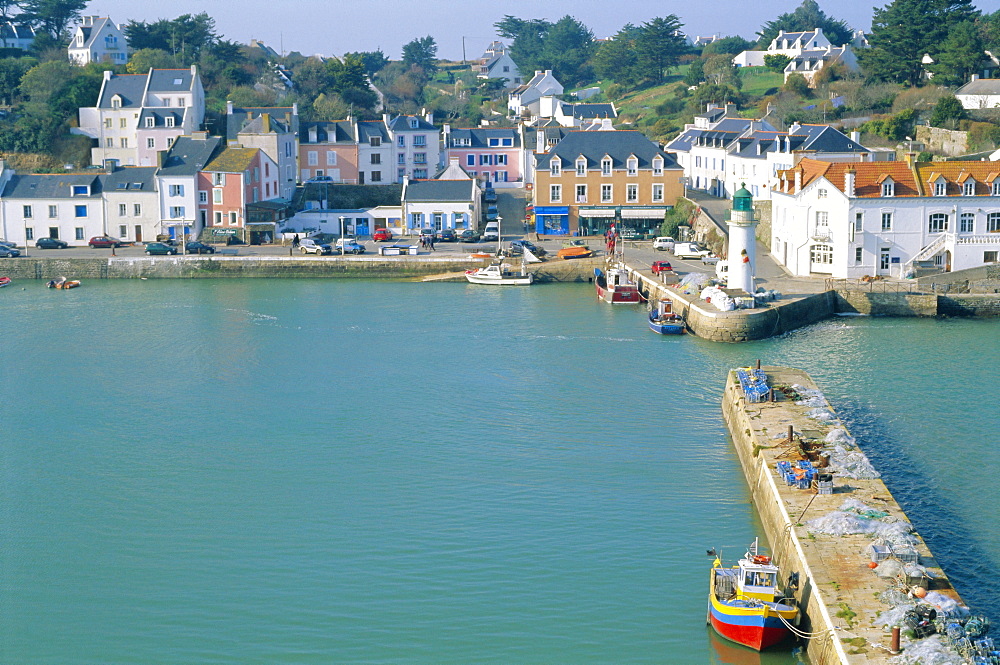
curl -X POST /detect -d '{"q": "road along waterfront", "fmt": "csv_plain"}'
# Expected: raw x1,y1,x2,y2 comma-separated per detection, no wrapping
1,280,998,663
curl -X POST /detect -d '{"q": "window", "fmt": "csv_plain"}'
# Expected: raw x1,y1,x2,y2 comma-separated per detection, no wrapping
397,154,406,165
119,225,127,237
327,152,337,166
550,184,562,203
214,211,222,226
413,135,426,147
601,184,613,202
25,227,33,240
74,205,87,218
818,188,828,198
72,185,88,197
855,247,863,263
179,98,185,107
48,205,58,218
928,213,949,233
575,184,587,203
213,189,223,204
652,184,664,202
466,155,475,167
816,211,829,234
550,158,561,176
627,184,638,202
133,204,141,216
882,181,894,197
576,158,587,176
414,169,427,179
308,151,318,166
367,136,381,147
653,158,663,176
165,117,174,128
370,171,381,182
695,156,702,168
855,212,863,232
169,184,184,197
120,118,127,128
986,251,999,263
810,244,833,264
170,206,185,218
934,181,946,196
75,227,84,240
167,137,174,148
881,212,892,231
120,138,128,148
993,180,1000,196
229,212,238,226
105,138,113,148
414,152,427,165
104,118,112,128
497,154,507,165
964,180,975,196
211,173,224,186
397,135,405,147
119,203,127,216
145,117,155,128
502,138,512,147
960,212,975,233
22,205,31,218
409,118,418,129
199,191,208,204
111,98,120,109
989,212,1000,232
627,157,638,176
601,158,612,176
412,212,423,226
146,138,155,149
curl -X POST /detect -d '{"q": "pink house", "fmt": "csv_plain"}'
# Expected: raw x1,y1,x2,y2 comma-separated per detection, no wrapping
299,120,359,183
442,126,525,184
198,146,279,237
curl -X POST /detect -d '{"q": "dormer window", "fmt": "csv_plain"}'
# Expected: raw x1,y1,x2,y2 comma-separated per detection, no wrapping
409,118,418,129
993,180,1000,196
882,180,894,197
72,185,89,196
550,157,561,176
576,157,587,176
111,95,121,109
652,157,663,176
145,117,155,128
601,157,612,176
627,157,638,176
934,181,946,196
165,117,175,128
964,180,976,196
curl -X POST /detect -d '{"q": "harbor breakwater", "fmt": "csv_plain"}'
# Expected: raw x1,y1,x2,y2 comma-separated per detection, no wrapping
722,366,969,665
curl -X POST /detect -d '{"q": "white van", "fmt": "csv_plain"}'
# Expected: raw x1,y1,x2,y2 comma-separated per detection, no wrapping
652,236,675,251
673,242,707,259
482,221,500,241
715,261,729,280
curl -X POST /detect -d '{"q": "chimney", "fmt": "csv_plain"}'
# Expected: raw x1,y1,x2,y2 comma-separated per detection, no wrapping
425,111,434,124
794,168,802,194
449,156,459,166
382,113,391,126
904,152,915,168
190,64,197,77
844,168,855,197
725,102,737,117
789,121,801,135
156,150,167,167
193,130,208,141
226,100,234,115
850,130,860,143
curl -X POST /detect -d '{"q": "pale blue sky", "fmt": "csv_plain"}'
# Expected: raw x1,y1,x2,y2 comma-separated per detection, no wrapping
87,0,1000,61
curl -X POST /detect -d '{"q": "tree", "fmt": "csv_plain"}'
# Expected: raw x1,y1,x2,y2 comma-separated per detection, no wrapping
861,0,980,86
402,35,437,73
496,16,550,75
703,54,742,88
683,58,704,87
593,24,640,85
345,50,388,77
701,36,753,56
634,16,688,84
928,21,984,85
20,0,86,39
782,72,811,96
757,0,853,47
764,54,792,73
539,15,595,86
126,48,179,74
929,95,967,127
124,13,219,64
0,57,33,105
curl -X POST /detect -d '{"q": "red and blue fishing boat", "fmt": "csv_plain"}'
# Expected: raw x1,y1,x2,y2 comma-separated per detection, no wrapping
708,539,798,650
648,298,685,334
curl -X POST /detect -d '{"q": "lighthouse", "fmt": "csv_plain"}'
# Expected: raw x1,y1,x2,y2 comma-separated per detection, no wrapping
726,183,757,294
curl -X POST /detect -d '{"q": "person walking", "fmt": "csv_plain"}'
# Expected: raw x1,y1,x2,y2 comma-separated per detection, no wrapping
292,234,300,248
429,236,436,252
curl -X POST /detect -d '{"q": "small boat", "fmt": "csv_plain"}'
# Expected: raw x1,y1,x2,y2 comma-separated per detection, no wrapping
0,276,11,288
59,280,81,289
595,266,644,304
556,246,595,260
649,298,685,334
46,276,66,289
708,539,798,651
465,262,533,286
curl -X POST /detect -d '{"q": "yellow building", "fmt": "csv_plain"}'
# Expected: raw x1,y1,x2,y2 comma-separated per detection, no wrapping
532,130,684,236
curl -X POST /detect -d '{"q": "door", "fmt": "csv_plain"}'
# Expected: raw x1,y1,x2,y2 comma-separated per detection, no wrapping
134,225,142,243
878,249,890,275
358,171,365,185
49,227,59,239
809,243,834,274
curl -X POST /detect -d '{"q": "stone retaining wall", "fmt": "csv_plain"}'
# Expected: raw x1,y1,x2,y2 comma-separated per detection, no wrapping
938,294,1000,316
832,291,938,316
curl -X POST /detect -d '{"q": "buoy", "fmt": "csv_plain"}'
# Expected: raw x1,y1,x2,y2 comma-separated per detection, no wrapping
868,561,879,569
912,586,927,598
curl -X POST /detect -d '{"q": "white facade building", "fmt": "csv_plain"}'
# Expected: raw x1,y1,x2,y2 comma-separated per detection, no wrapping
68,16,128,66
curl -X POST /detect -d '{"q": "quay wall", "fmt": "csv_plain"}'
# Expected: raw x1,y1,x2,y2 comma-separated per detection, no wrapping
722,366,965,665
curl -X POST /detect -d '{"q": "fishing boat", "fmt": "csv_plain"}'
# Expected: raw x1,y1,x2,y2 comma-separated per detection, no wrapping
556,245,595,259
595,266,643,304
0,276,11,288
46,277,80,289
465,262,533,286
708,539,798,651
648,298,685,334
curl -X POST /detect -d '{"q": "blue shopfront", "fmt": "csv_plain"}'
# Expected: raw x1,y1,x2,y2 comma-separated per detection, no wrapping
534,206,569,236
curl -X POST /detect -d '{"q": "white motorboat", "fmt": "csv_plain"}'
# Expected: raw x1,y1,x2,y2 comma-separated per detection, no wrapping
465,262,533,286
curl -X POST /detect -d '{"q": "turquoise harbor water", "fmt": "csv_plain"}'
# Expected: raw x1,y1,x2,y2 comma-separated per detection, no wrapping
1,280,998,664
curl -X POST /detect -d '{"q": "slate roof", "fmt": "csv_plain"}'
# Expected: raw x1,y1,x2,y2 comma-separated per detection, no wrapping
404,179,476,202
447,127,520,148
100,166,157,193
204,147,259,173
300,121,355,143
1,22,34,40
138,108,187,128
148,69,195,92
956,78,1000,96
157,135,223,176
570,103,616,119
727,125,868,160
357,121,389,143
542,130,679,170
71,17,115,49
2,173,102,199
226,106,297,141
98,74,148,108
387,115,436,132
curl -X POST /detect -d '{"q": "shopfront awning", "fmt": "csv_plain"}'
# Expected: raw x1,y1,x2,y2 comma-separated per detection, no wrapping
620,208,666,219
534,206,569,215
579,208,616,217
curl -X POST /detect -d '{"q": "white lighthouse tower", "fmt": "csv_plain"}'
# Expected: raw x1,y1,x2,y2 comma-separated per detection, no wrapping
726,183,758,294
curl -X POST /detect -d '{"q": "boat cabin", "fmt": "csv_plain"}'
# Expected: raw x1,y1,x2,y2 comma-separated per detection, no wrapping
735,554,780,602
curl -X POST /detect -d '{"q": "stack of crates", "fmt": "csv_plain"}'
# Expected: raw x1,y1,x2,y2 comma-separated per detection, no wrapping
817,473,834,495
736,368,770,403
776,460,816,489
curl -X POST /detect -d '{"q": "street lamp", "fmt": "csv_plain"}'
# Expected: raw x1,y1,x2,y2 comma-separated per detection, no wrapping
339,216,346,256
496,215,502,256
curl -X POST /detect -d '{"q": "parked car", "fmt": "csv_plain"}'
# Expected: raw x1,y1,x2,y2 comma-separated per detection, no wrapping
372,228,393,242
145,242,178,255
336,240,366,254
509,239,547,257
701,254,721,265
0,240,18,249
653,236,676,251
457,229,481,243
418,228,437,242
300,238,333,255
307,175,333,183
438,229,457,242
36,237,68,249
184,241,216,254
651,260,673,275
485,205,499,221
482,221,500,242
88,236,125,248
0,245,21,257
483,185,498,203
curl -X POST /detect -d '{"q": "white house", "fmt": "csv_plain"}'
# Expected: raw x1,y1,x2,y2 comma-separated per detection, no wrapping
68,16,128,66
508,70,563,117
0,22,35,51
401,177,481,234
477,41,523,88
771,157,1000,279
783,45,858,85
385,113,441,182
155,132,223,240
733,28,833,67
76,66,205,168
955,75,1000,110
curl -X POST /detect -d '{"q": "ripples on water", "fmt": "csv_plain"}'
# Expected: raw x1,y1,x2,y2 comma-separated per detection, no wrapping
1,281,996,664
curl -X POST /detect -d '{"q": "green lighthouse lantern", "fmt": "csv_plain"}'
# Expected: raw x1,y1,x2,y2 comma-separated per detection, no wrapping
733,183,753,212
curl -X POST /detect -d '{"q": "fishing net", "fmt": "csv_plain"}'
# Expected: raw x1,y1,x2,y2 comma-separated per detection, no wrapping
792,384,826,407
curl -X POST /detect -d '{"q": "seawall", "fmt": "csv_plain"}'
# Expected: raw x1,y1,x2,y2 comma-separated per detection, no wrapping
722,366,966,665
